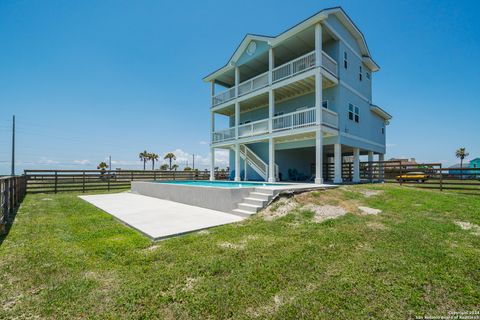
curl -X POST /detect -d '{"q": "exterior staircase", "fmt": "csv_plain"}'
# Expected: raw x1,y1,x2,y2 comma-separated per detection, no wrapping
233,144,279,181
231,187,276,217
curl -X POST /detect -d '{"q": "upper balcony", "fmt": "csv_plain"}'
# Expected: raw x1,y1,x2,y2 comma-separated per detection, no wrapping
212,50,337,107
212,106,338,144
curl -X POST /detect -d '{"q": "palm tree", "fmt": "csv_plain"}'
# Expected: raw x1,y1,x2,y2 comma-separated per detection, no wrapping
139,150,149,170
160,164,168,171
164,152,176,170
149,153,159,170
171,164,179,171
184,166,192,171
456,147,469,180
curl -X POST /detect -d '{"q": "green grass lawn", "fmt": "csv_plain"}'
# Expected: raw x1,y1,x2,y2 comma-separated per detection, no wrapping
0,185,479,319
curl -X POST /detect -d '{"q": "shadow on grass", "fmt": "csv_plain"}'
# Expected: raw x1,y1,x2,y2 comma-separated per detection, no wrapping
0,206,21,247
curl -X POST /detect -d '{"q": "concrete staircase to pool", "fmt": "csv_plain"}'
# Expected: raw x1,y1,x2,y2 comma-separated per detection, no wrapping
231,188,276,217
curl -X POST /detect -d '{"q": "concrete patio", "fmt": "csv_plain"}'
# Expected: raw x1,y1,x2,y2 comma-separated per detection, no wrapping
79,192,244,240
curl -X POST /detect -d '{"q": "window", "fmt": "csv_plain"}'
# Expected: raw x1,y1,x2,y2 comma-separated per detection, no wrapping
359,66,363,81
366,72,371,80
344,51,348,69
348,103,359,123
381,127,385,134
322,100,328,109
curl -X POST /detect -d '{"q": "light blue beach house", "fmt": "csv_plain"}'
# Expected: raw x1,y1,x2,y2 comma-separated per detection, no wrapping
204,7,391,183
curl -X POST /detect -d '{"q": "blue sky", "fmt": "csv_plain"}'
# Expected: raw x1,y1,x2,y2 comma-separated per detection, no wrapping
1,0,479,174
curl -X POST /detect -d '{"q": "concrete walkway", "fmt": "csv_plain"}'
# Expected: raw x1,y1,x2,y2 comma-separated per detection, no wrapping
79,193,244,240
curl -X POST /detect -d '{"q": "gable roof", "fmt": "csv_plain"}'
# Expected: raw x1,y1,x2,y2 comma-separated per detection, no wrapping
203,7,379,83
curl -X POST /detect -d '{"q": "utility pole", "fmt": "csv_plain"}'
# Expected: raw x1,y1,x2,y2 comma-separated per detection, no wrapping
192,154,195,170
109,155,112,171
11,115,15,176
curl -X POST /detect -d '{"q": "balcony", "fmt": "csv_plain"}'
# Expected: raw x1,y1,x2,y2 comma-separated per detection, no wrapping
211,50,337,107
238,119,269,138
211,107,338,143
212,127,235,143
272,107,337,131
238,72,269,97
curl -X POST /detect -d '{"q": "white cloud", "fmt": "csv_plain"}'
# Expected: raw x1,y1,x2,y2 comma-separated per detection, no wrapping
199,141,208,145
73,159,91,165
160,148,229,169
37,157,60,165
386,143,397,148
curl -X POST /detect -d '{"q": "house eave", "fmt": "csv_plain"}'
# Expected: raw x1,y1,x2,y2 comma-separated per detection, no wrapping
370,104,392,121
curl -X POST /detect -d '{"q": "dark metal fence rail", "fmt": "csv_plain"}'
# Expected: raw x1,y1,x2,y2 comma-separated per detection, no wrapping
1,176,27,234
329,161,480,194
24,170,228,194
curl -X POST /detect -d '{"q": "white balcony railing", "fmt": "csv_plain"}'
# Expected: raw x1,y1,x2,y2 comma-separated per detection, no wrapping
212,51,338,107
272,51,316,83
212,87,236,106
212,108,338,143
272,107,316,131
212,127,235,143
322,51,338,77
238,118,269,138
272,50,338,83
238,72,269,97
322,107,339,128
272,107,338,131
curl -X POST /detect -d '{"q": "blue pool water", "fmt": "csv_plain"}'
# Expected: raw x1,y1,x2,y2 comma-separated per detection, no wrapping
151,180,286,188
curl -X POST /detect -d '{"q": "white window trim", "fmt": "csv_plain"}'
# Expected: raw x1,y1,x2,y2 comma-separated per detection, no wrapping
348,103,360,123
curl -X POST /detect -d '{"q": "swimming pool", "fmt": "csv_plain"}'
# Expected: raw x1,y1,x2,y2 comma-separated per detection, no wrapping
151,180,286,188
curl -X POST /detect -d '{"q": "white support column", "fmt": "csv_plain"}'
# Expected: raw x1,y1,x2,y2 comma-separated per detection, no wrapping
210,111,215,140
235,102,240,139
315,130,323,184
268,137,275,182
244,153,248,181
314,23,323,185
235,143,241,181
268,89,274,133
379,153,385,181
334,143,342,184
314,22,323,127
210,80,215,106
368,151,374,181
315,23,322,69
353,148,360,183
268,47,274,84
235,67,240,97
210,147,215,181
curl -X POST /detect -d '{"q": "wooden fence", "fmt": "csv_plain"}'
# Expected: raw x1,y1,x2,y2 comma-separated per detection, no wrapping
1,176,27,234
327,161,480,194
24,169,228,194
24,162,480,195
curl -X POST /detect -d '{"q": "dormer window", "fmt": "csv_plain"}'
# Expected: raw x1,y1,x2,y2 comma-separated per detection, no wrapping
344,52,348,69
359,66,363,81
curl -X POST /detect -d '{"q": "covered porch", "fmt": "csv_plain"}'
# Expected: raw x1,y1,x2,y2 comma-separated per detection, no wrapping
210,133,384,184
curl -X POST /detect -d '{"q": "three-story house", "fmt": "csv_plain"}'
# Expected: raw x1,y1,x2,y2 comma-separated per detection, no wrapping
203,7,391,183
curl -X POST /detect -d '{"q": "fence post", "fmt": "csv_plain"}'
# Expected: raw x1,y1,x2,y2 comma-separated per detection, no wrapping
9,179,13,215
439,164,443,192
398,161,403,186
54,171,58,194
131,171,134,182
107,170,111,191
153,171,157,181
83,171,86,193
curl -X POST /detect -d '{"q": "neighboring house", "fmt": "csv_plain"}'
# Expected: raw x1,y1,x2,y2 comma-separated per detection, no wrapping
449,158,480,177
204,7,391,183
